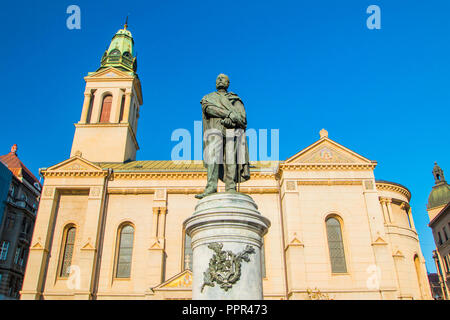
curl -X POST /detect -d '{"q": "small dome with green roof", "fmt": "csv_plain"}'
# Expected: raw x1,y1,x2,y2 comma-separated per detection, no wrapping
97,18,137,73
427,162,450,209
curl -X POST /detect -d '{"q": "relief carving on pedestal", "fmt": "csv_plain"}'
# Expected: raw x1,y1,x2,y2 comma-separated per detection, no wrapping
201,242,255,293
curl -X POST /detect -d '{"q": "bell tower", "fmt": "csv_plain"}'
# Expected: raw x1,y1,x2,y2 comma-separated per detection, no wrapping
70,22,143,163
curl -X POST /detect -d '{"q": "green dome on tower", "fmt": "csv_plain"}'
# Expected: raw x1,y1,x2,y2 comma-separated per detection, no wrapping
98,19,137,73
427,162,450,209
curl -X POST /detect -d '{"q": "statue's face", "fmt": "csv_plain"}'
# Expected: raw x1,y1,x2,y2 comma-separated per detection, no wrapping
216,74,230,90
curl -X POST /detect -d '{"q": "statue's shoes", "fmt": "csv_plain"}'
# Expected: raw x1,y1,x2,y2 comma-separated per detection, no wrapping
195,191,216,199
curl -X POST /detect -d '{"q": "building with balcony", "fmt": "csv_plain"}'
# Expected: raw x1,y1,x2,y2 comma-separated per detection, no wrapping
427,163,450,300
0,144,41,299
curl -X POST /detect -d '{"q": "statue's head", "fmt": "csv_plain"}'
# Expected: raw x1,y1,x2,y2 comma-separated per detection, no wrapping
216,74,230,91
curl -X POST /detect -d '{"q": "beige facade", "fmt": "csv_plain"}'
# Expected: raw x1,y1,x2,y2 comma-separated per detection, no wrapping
19,135,432,300
20,26,432,300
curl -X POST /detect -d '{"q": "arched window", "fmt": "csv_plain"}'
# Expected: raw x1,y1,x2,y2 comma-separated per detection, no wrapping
99,95,112,123
60,226,76,277
116,224,134,278
183,232,193,271
414,255,424,298
326,216,347,273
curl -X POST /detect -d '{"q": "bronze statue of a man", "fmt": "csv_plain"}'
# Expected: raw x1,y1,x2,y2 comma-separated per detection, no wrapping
195,74,250,199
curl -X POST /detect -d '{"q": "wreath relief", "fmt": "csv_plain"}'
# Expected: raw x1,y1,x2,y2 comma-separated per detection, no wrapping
201,242,255,293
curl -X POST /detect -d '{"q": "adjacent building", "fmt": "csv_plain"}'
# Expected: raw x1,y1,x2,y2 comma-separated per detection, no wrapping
0,145,41,299
427,162,450,300
20,24,432,300
428,273,446,299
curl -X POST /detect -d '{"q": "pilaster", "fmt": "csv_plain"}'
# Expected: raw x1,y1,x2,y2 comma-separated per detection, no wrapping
75,184,106,299
79,91,92,124
362,180,398,295
280,179,306,294
20,186,58,299
120,89,133,124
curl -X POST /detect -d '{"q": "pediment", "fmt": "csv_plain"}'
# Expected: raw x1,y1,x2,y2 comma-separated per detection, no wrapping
152,270,192,291
393,250,405,258
372,236,388,246
46,156,104,172
285,137,372,165
86,67,133,79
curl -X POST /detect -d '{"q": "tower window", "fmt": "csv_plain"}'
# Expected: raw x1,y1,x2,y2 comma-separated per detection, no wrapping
326,216,347,273
99,95,113,123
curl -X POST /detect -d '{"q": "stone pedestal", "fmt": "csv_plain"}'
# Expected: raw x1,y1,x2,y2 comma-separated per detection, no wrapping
184,193,270,300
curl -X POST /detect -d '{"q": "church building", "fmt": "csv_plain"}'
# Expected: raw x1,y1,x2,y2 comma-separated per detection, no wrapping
20,24,431,300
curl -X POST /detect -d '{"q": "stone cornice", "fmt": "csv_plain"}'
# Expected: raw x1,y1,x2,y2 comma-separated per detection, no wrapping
108,187,279,195
112,171,275,180
42,171,108,178
296,180,362,186
280,163,376,171
376,182,411,201
41,169,275,179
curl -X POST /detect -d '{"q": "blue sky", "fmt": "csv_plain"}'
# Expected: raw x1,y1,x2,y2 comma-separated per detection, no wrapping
1,0,449,273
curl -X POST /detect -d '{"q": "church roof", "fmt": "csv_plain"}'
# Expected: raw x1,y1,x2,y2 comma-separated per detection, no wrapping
427,182,450,210
95,21,137,74
95,160,278,172
427,162,450,210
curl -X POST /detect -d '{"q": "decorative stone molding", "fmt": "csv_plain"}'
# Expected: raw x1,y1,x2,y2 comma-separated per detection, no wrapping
107,187,279,195
306,287,332,300
81,238,96,251
285,233,304,249
43,187,54,198
149,238,164,250
30,237,48,252
376,182,411,201
392,250,405,258
296,180,362,186
364,180,374,190
281,163,376,171
201,242,255,293
154,188,167,201
112,171,275,180
43,171,108,178
285,180,297,192
89,187,101,198
371,236,388,246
